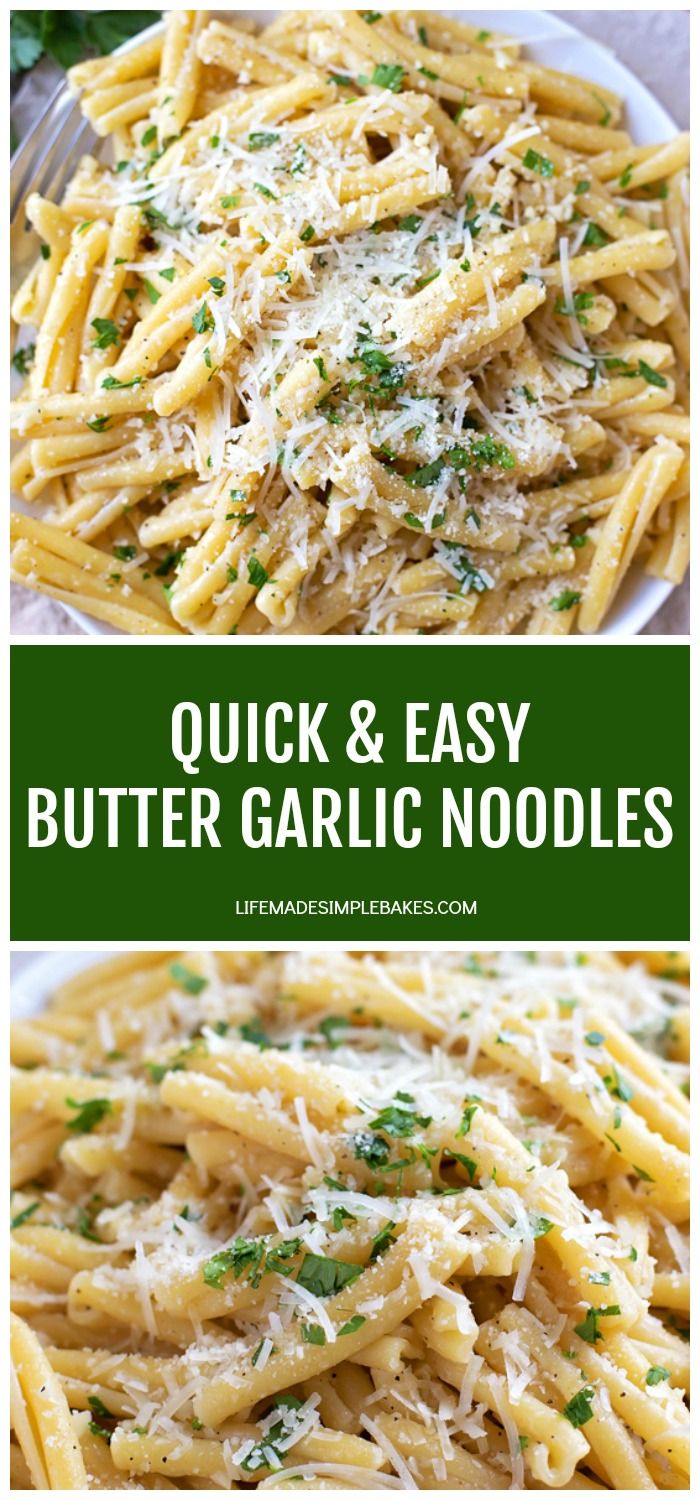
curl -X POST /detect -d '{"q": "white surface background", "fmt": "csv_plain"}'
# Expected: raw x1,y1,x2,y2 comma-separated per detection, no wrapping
10,7,690,636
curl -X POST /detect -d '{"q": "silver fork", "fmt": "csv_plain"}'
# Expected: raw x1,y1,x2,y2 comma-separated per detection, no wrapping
10,18,164,303
10,80,99,302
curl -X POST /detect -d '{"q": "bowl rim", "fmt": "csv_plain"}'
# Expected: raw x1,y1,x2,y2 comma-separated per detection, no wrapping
11,7,683,639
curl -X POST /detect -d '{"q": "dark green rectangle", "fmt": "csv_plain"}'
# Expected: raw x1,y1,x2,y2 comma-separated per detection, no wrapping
10,643,689,941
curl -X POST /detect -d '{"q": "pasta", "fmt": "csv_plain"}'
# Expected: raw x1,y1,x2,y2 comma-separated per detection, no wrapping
10,9,689,635
10,949,690,1489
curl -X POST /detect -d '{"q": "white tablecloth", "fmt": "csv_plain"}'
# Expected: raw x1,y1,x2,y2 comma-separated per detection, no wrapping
11,10,689,637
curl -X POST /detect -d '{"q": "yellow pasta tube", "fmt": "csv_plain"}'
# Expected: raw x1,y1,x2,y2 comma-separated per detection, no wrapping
10,1312,88,1488
157,10,206,141
578,441,683,631
194,1208,466,1424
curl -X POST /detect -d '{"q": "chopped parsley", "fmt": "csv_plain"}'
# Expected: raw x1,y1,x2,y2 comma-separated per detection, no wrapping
144,1059,185,1084
562,1386,595,1428
248,131,280,151
154,550,183,577
529,1214,554,1238
646,1366,670,1386
203,1237,266,1289
451,436,515,472
574,1304,621,1344
101,374,142,390
90,317,120,349
65,1097,113,1134
523,147,555,178
170,961,207,995
301,1323,326,1344
318,1015,349,1048
448,1150,477,1181
602,1067,634,1103
75,1203,102,1242
369,1100,431,1138
251,1339,273,1366
331,1205,356,1231
405,458,445,487
369,1221,398,1260
239,1018,273,1049
550,590,582,612
247,555,269,590
352,1130,390,1168
192,302,214,335
296,1253,363,1297
265,1239,303,1275
456,1099,479,1137
12,342,35,376
339,1314,366,1335
415,269,440,289
637,359,668,388
88,1395,115,1427
555,290,595,325
582,222,609,247
240,1440,283,1474
370,63,405,93
11,1201,40,1230
592,93,611,127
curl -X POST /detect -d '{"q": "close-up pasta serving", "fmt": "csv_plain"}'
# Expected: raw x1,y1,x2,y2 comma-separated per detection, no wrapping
10,949,690,1489
9,9,690,636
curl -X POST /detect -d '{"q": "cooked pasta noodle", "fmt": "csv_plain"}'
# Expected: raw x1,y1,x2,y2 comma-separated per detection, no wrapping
10,949,690,1488
10,10,689,634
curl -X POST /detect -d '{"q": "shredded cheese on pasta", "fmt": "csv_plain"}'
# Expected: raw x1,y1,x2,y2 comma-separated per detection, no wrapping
10,948,690,1489
10,10,690,635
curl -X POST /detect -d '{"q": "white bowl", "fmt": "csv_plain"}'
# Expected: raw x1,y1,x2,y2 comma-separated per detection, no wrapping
12,9,680,637
11,952,117,1018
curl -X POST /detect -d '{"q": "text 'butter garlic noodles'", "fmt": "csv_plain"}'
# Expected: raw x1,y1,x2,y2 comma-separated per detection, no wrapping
10,10,690,635
10,949,690,1488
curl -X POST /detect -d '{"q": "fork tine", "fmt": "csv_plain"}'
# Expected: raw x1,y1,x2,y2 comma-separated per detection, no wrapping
10,85,99,297
11,96,99,229
10,83,74,220
32,114,96,205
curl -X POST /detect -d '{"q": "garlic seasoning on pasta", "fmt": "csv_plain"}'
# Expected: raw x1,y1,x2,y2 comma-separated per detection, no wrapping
10,949,690,1489
10,10,690,634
